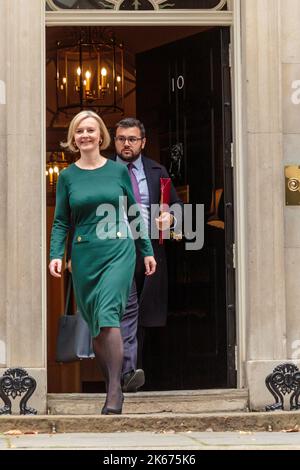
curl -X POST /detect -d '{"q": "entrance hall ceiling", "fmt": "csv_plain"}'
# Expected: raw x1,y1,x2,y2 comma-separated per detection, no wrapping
46,26,208,55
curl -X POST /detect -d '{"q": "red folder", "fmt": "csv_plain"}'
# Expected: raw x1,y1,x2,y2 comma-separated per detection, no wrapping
159,177,171,245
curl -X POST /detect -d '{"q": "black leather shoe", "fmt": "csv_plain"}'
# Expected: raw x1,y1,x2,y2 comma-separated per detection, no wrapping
122,369,145,393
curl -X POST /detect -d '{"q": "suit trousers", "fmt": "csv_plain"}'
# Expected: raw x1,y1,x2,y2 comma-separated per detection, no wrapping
121,255,145,376
121,280,138,376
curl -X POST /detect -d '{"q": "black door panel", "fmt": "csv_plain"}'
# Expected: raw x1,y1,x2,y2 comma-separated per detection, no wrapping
137,27,235,390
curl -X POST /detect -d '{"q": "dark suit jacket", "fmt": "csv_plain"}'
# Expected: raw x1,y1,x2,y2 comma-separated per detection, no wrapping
115,154,183,327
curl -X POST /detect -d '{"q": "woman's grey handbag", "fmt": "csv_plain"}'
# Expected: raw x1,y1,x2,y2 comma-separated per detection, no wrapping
56,275,95,362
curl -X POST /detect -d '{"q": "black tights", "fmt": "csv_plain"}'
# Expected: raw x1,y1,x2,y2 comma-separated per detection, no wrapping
92,327,124,410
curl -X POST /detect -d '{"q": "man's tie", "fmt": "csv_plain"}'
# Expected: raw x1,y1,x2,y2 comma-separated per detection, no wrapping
127,162,142,205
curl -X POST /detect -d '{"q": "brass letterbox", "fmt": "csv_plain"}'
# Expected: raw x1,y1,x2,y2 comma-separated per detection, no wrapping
285,165,300,205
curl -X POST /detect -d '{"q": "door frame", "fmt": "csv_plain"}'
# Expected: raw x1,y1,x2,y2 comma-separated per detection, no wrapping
43,0,246,388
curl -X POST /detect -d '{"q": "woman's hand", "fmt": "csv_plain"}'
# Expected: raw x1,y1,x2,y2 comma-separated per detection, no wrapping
144,256,157,276
49,259,62,278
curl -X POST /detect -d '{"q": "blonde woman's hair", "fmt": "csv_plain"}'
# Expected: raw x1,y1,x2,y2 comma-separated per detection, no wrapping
61,110,111,153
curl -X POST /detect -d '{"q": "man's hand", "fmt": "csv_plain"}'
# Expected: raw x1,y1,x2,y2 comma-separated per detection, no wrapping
49,259,62,278
144,256,157,276
155,212,174,231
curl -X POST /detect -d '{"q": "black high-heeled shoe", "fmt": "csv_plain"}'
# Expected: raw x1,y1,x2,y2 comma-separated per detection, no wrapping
101,394,124,415
101,405,122,415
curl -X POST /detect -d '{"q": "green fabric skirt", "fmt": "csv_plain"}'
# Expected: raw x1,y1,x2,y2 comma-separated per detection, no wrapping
71,226,136,338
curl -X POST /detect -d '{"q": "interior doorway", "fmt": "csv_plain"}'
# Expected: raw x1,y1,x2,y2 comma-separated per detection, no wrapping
46,25,235,392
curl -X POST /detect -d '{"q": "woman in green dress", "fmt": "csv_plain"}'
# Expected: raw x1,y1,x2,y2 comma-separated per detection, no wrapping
49,110,156,414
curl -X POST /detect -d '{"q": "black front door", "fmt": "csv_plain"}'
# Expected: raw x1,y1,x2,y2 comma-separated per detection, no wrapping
136,27,236,390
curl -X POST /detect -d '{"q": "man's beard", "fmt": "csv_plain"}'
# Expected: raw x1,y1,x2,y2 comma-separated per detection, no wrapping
117,151,141,162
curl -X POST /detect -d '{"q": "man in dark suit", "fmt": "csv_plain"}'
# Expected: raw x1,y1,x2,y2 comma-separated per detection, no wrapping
114,118,183,392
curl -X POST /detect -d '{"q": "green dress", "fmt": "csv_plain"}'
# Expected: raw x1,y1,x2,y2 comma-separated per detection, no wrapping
50,159,154,337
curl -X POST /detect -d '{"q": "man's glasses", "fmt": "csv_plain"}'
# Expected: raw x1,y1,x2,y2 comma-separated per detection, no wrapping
115,136,143,145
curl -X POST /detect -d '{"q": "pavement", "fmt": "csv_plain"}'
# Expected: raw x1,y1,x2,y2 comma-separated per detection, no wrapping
1,430,300,450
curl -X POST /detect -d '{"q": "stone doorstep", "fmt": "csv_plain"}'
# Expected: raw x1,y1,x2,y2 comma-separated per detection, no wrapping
1,411,300,434
47,389,249,415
